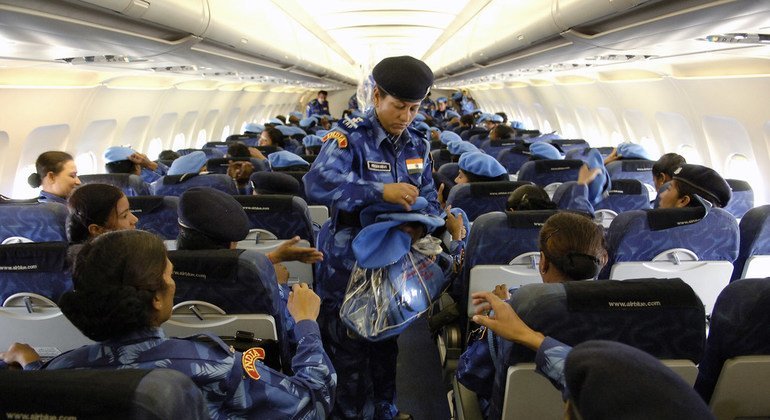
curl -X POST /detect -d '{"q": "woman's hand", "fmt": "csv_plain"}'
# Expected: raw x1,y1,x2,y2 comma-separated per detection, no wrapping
0,343,41,368
471,291,545,351
287,283,321,322
267,236,324,264
445,206,466,241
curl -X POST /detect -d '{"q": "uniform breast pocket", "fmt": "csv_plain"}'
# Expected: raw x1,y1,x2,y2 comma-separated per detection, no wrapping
403,156,426,187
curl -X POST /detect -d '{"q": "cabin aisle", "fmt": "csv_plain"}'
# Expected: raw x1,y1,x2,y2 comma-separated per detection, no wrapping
397,316,452,420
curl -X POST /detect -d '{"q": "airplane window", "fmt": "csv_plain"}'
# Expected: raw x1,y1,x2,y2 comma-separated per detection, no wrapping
122,116,149,145
656,112,697,162
575,107,601,144
172,133,186,151
200,110,219,146
624,109,661,156
13,164,37,199
179,111,198,147
146,138,162,160
639,137,661,158
13,124,70,198
597,107,623,146
0,131,8,187
74,152,96,176
555,105,577,137
196,129,208,148
703,115,764,203
677,145,702,165
725,153,764,203
222,125,231,141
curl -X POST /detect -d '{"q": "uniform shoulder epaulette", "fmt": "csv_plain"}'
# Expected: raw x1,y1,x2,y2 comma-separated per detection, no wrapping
340,115,365,131
181,332,235,354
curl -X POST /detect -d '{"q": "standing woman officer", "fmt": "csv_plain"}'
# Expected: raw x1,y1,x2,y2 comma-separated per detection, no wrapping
304,56,440,420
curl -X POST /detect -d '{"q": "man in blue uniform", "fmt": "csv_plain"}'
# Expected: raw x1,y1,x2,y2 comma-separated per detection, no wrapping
304,55,439,420
306,90,330,117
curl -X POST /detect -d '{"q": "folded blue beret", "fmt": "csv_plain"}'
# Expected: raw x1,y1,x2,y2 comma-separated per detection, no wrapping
299,117,317,128
372,56,434,102
250,171,301,195
617,142,652,160
267,118,284,126
440,131,461,145
275,125,294,136
104,146,135,163
268,151,310,169
451,92,463,100
288,126,307,136
584,148,611,205
510,121,525,129
167,151,207,175
302,135,323,148
489,114,504,123
436,97,448,103
566,340,713,420
458,152,507,178
289,111,303,119
413,113,426,122
673,163,731,207
447,140,480,156
445,110,461,120
178,187,249,243
530,142,563,160
477,113,493,123
244,122,264,133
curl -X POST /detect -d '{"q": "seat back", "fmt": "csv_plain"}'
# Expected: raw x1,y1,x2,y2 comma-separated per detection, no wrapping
79,173,150,196
479,138,517,159
697,278,770,406
233,195,315,244
163,303,277,341
0,242,72,303
565,146,614,161
0,369,207,420
431,149,453,171
0,201,68,242
0,294,92,353
127,196,180,240
447,181,533,222
605,159,655,192
438,162,460,182
517,159,582,187
496,145,530,174
605,206,739,314
595,178,651,213
732,205,770,280
709,356,770,420
489,279,706,419
205,157,268,174
151,174,238,196
547,138,590,153
724,178,753,219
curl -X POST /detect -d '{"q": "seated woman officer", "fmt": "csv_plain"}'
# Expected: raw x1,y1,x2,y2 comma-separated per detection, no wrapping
468,291,714,420
67,183,138,244
657,163,731,209
1,230,336,419
456,211,607,414
437,151,508,208
507,184,557,211
28,151,81,205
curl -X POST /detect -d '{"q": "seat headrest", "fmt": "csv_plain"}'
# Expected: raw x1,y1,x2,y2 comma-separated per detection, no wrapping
533,159,582,173
620,160,654,172
726,179,751,192
168,249,243,284
234,195,294,212
0,242,68,272
504,209,558,228
645,204,709,231
127,196,166,213
468,181,530,198
607,179,644,195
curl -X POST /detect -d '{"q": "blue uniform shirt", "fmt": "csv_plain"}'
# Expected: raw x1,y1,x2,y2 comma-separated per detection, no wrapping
140,161,168,184
305,99,330,118
38,190,68,205
26,323,336,420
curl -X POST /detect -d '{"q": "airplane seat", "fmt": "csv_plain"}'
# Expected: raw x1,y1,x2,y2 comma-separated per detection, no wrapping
496,145,530,174
479,138,519,159
429,140,443,151
254,145,279,156
78,173,150,197
205,157,269,174
604,205,739,315
284,138,304,155
225,134,259,143
431,149,453,171
203,141,229,155
731,205,770,280
517,159,583,187
565,146,614,162
0,242,72,303
595,178,651,213
699,278,770,419
151,174,238,196
177,147,224,159
0,201,68,243
233,195,315,245
167,248,291,369
461,127,486,141
446,181,534,222
265,170,309,200
723,178,753,219
468,133,487,147
547,138,590,154
438,162,460,182
127,196,180,240
482,279,706,420
0,369,207,420
605,159,655,194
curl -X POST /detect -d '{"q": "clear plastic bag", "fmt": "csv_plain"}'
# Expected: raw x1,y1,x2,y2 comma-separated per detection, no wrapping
340,248,449,341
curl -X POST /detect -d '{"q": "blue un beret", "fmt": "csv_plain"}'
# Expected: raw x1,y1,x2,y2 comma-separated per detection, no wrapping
372,56,434,102
458,152,507,178
104,147,135,163
448,140,480,156
477,113,493,123
413,113,426,122
489,114,504,123
178,187,249,243
445,110,461,120
167,151,207,175
617,143,652,160
530,142,563,160
414,122,431,133
672,164,731,207
451,92,463,101
299,117,317,128
302,135,323,148
267,118,284,126
268,151,310,169
436,97,448,103
289,111,303,119
565,340,714,420
440,131,461,145
584,148,611,205
250,171,301,195
244,122,264,133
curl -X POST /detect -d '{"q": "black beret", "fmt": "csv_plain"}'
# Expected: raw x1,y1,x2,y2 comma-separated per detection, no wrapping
178,187,249,243
565,340,714,420
250,172,301,195
672,163,731,207
372,56,434,102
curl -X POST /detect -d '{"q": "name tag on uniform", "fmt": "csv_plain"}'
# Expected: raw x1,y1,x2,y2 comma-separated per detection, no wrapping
406,158,424,175
367,161,391,172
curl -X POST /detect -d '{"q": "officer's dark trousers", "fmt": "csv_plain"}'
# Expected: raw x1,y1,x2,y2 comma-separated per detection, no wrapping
319,305,399,420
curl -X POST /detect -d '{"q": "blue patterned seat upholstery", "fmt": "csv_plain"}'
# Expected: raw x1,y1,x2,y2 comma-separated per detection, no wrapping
203,141,229,155
0,201,68,242
461,127,486,141
205,157,268,174
547,139,590,154
168,248,291,366
496,144,530,174
233,195,315,244
469,133,488,148
605,159,655,189
127,196,180,240
79,174,150,197
151,174,238,196
479,138,519,159
438,162,460,182
566,146,614,161
596,179,651,213
0,369,207,420
487,279,706,420
431,149,453,171
447,181,533,222
731,205,770,280
724,179,753,219
517,159,583,187
0,242,71,303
